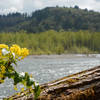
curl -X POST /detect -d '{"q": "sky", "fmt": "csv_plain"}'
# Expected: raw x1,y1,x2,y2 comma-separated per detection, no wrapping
0,0,100,14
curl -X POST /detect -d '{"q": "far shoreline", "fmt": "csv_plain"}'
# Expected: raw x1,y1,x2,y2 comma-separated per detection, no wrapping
28,54,100,59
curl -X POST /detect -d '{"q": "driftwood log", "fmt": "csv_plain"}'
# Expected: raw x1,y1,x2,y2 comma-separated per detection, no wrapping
6,66,100,100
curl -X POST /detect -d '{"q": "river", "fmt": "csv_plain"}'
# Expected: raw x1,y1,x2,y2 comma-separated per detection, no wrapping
0,54,100,98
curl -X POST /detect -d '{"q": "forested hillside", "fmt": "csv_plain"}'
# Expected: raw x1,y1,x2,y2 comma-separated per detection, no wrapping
0,6,100,33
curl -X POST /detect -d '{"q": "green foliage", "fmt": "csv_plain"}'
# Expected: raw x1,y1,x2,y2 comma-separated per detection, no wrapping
33,82,41,100
0,30,100,54
0,7,100,32
0,45,40,99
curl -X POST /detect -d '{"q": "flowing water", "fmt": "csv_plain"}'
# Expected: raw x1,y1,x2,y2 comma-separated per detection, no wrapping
0,54,100,98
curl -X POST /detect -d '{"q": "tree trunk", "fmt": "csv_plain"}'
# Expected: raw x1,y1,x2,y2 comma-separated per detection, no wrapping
7,66,100,100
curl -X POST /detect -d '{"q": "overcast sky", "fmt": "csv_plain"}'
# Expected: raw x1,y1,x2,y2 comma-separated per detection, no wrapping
0,0,100,14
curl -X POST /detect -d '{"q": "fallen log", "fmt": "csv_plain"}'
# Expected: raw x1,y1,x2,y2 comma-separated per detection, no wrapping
6,66,100,100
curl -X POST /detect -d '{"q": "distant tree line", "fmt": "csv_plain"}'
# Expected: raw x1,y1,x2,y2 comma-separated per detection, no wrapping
0,30,99,54
0,6,100,33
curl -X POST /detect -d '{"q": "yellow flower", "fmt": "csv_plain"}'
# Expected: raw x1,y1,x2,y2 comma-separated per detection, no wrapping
10,44,21,56
21,48,29,59
0,66,6,74
0,44,8,49
0,50,2,56
0,73,3,78
0,44,9,56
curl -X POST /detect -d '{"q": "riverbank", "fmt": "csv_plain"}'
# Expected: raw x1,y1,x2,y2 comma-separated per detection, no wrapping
28,54,100,59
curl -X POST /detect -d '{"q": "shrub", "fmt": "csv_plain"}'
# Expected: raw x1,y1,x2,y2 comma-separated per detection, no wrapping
0,44,40,100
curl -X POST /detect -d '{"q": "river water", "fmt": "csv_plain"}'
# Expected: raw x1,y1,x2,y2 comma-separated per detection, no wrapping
0,54,100,98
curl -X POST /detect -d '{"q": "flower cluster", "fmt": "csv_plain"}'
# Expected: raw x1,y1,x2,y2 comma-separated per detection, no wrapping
0,44,29,60
0,44,8,56
0,44,40,100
